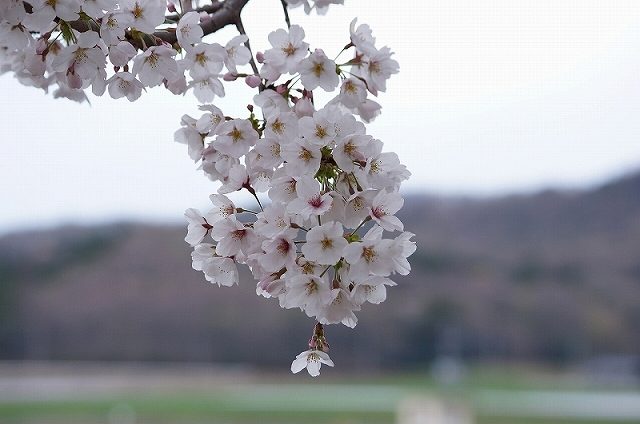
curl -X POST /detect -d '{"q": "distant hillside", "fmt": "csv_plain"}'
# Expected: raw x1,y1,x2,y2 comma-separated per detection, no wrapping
1,171,640,369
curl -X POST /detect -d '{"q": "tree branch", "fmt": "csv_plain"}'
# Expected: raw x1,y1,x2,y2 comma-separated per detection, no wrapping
280,0,291,29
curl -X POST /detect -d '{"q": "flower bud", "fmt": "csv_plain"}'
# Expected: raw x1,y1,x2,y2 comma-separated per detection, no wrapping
223,72,237,81
308,335,318,349
256,52,265,63
199,11,210,21
294,97,314,117
245,75,261,88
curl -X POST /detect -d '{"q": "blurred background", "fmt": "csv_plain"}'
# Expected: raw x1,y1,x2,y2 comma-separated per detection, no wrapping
1,1,640,423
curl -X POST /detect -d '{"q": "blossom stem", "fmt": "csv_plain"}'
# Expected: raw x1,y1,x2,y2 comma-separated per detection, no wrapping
351,216,371,235
279,0,292,29
319,264,332,278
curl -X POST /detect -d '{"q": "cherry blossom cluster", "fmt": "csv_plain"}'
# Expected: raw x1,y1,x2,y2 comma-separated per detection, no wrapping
0,0,415,376
177,21,415,376
0,0,345,102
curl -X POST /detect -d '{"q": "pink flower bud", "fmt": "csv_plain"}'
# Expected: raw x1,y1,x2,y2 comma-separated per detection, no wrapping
223,72,237,82
308,336,317,349
256,52,264,63
294,97,314,117
275,84,287,94
167,2,176,12
245,75,261,88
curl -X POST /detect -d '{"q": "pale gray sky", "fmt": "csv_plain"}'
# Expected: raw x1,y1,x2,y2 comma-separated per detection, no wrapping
1,1,639,234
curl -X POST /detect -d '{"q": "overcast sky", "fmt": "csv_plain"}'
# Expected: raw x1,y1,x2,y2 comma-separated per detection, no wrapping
1,1,639,234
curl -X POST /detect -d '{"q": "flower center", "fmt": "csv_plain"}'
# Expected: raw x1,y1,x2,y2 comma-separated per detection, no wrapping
132,2,143,18
271,120,284,134
74,48,88,64
229,127,243,142
282,43,296,56
344,80,357,94
309,194,323,208
231,229,246,240
298,148,313,163
195,52,208,66
312,62,324,77
362,246,378,263
277,238,291,254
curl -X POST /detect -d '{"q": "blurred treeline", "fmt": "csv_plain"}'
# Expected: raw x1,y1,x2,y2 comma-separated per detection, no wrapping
1,170,640,370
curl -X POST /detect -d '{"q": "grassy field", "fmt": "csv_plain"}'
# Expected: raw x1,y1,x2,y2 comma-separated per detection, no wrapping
1,361,639,424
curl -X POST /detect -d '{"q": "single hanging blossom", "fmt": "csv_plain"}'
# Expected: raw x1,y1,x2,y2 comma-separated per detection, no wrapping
291,349,334,377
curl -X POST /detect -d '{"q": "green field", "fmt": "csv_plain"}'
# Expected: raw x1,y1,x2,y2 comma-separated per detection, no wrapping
1,362,639,424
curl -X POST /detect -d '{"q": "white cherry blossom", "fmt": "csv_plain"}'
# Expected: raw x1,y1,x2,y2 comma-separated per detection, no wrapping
100,11,133,45
301,221,348,265
184,208,214,246
108,41,137,67
176,11,203,52
51,31,106,82
291,349,334,377
184,42,226,79
285,274,332,316
201,256,239,286
350,275,396,305
213,119,259,158
122,0,166,34
210,215,257,258
223,35,251,73
286,176,333,219
299,48,339,91
263,25,309,74
106,71,145,101
318,286,359,328
258,233,298,273
369,190,404,232
196,104,225,135
280,138,321,176
132,45,178,87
